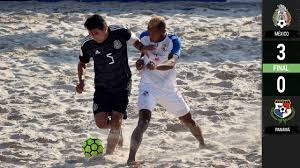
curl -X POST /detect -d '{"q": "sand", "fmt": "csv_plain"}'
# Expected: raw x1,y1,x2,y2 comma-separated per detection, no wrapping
0,1,261,168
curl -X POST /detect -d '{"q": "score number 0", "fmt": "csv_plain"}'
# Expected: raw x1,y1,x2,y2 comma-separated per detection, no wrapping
277,43,285,93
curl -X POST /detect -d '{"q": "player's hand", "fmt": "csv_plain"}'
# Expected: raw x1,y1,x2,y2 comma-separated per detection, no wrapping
78,62,87,70
141,45,156,54
156,59,176,71
146,61,156,70
76,80,85,94
136,59,144,70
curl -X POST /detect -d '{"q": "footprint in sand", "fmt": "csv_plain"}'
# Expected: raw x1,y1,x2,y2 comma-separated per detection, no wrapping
206,92,221,97
65,109,85,115
201,142,220,151
42,113,59,119
10,133,30,141
35,137,58,144
0,155,23,164
199,110,218,117
212,165,226,168
229,147,247,155
185,72,194,79
166,123,187,133
66,124,84,134
28,95,45,103
0,106,9,113
59,148,79,155
208,116,221,123
3,121,14,126
246,151,261,163
214,81,233,88
50,38,66,45
176,79,187,85
53,84,76,92
0,141,33,151
214,71,237,80
183,90,200,98
65,156,86,164
7,111,24,120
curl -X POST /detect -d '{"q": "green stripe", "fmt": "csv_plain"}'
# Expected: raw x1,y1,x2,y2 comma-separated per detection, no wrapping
263,64,300,73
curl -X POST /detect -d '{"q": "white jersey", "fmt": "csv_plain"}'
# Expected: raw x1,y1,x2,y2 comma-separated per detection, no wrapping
139,31,181,91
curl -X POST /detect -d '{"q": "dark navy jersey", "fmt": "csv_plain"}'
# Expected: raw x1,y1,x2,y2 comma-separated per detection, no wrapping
79,25,135,91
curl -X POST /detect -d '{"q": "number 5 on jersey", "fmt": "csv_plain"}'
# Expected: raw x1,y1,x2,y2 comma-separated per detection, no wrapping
106,53,115,64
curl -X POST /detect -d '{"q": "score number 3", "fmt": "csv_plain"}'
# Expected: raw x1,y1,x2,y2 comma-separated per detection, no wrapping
276,43,286,93
277,43,286,61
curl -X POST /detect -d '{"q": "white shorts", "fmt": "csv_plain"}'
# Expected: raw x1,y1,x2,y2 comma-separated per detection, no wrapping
138,85,190,117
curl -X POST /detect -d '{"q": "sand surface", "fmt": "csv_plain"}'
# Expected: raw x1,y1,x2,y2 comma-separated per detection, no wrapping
0,1,261,167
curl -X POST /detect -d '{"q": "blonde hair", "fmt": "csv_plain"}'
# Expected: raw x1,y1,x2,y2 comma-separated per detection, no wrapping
148,16,166,29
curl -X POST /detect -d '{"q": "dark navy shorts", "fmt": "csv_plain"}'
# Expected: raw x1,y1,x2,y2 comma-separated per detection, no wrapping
93,88,129,119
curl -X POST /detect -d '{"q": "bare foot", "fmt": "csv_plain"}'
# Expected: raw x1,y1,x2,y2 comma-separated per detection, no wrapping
127,160,143,168
199,142,206,148
199,142,218,150
105,151,113,155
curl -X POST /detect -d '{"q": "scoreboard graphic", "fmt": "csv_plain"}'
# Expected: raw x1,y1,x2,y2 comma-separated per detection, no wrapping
263,1,300,167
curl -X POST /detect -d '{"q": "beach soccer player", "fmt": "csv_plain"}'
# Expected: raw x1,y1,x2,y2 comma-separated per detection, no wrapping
75,14,152,154
127,16,205,164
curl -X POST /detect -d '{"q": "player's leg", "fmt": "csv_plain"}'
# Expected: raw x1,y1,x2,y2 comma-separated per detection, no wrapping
106,111,124,154
93,89,112,129
105,89,129,154
118,128,123,147
127,109,152,164
160,91,205,146
179,113,205,146
127,88,156,164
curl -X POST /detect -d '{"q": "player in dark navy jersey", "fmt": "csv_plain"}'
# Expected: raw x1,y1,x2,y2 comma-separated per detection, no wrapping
75,15,154,154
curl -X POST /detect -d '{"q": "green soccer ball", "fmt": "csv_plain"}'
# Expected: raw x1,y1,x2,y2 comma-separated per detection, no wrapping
82,138,104,158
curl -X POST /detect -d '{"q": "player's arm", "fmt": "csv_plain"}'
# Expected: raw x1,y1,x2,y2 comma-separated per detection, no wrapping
121,28,155,53
133,40,156,54
121,28,155,70
155,54,178,71
76,46,91,93
78,62,86,82
135,53,145,70
128,31,154,70
76,62,86,94
151,35,181,71
129,35,147,70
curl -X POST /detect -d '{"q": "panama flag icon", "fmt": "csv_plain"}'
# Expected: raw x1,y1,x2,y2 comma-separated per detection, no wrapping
274,101,292,119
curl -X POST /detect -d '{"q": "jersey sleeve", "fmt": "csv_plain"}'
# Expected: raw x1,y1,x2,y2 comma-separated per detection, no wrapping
118,28,132,41
79,44,91,63
139,31,149,45
127,31,139,45
111,25,138,44
170,35,181,58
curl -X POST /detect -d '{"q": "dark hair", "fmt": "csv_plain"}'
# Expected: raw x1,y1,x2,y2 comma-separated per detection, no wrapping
84,14,107,31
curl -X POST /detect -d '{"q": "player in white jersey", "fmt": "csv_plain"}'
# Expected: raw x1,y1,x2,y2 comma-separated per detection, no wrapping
127,16,205,165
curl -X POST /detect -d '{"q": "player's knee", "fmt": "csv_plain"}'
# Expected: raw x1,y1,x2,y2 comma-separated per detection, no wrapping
137,109,151,132
94,113,108,129
95,119,107,128
179,113,195,126
140,109,151,121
